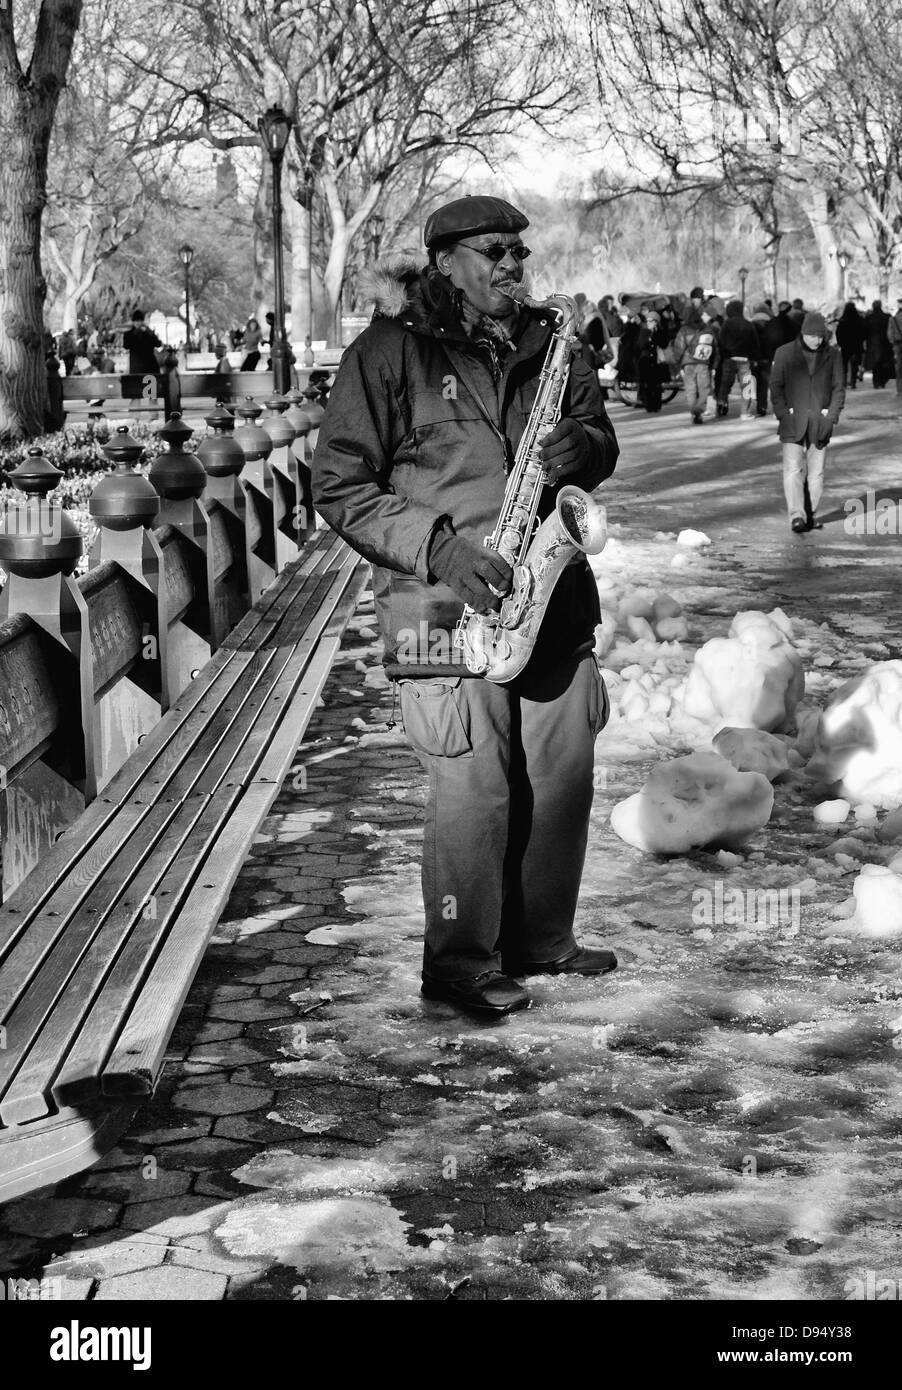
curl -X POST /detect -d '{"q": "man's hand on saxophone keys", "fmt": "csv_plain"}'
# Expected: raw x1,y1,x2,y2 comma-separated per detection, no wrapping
539,417,591,484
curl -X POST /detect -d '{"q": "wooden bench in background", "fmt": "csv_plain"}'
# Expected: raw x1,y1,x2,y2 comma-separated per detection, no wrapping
0,396,364,1202
58,368,336,427
0,533,363,1203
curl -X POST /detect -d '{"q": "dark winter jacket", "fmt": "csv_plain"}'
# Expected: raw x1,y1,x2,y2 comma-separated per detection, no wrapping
311,255,619,677
123,324,162,375
770,338,846,445
672,320,718,368
717,300,759,361
864,306,892,370
758,309,797,363
836,308,865,357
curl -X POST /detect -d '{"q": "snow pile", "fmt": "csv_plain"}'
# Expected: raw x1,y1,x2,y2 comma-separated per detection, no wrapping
806,661,902,809
849,863,902,936
610,750,774,854
682,609,804,733
712,727,798,782
813,799,851,825
594,587,689,658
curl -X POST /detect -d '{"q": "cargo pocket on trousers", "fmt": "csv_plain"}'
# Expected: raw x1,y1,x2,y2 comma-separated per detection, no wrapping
398,677,473,758
588,658,611,738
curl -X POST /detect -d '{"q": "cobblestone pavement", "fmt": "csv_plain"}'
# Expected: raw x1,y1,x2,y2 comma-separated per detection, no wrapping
2,389,902,1300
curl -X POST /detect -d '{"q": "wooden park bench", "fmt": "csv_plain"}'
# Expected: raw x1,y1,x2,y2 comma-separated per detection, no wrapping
60,372,178,423
0,410,365,1203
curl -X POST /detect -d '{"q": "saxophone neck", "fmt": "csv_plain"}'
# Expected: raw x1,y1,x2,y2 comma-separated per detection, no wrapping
494,278,579,335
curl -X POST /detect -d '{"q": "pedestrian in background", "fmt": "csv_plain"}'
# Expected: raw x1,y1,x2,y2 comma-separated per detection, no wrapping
751,301,775,416
635,308,668,413
864,300,892,387
836,301,866,389
58,328,77,375
240,317,263,370
715,299,758,420
123,310,162,375
598,294,621,340
770,311,845,534
788,298,805,327
887,297,902,394
672,303,718,424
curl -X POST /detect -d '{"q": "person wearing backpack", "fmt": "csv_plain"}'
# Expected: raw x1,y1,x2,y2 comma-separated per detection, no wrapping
672,304,719,424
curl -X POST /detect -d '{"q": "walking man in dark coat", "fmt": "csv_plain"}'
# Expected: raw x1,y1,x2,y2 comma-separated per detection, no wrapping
312,195,620,1017
770,312,845,533
864,300,892,387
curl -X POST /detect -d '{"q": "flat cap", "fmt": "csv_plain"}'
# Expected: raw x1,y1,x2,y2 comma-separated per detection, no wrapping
424,195,528,249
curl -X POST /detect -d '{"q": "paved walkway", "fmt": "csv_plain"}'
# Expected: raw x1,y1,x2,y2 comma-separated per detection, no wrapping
2,386,901,1300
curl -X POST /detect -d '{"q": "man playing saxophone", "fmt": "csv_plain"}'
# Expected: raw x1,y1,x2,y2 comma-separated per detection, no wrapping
312,195,620,1017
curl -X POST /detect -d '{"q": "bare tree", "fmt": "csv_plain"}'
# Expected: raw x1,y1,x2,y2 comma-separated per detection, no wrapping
583,0,861,303
0,0,83,438
132,0,579,338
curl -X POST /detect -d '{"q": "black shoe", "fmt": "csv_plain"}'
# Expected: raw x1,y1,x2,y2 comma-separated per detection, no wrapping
691,413,704,424
791,516,807,533
421,971,530,1016
513,946,618,977
716,402,729,417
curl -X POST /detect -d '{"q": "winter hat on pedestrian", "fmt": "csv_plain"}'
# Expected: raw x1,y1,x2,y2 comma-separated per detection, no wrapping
801,311,828,336
752,301,773,316
690,285,704,299
701,296,723,318
725,298,744,317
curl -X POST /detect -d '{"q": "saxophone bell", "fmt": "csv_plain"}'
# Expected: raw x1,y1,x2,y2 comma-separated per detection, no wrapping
556,486,608,556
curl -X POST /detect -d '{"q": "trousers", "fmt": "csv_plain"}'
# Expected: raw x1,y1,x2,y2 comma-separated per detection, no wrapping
717,356,755,413
399,653,609,980
782,437,826,519
683,362,711,416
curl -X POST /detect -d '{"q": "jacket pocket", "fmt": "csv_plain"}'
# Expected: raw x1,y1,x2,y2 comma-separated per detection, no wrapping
399,676,473,758
587,657,611,738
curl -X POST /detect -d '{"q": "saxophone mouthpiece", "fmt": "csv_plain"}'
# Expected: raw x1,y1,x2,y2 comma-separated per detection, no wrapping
495,277,540,309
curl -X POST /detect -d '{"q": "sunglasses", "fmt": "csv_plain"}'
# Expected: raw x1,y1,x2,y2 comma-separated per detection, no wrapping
456,241,532,263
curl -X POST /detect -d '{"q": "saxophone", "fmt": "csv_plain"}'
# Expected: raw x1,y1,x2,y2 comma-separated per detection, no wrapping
453,280,608,683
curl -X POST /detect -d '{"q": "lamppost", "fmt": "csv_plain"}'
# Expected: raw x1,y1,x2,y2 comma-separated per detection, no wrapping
178,242,194,357
837,248,849,302
738,265,749,308
366,212,385,263
258,104,294,394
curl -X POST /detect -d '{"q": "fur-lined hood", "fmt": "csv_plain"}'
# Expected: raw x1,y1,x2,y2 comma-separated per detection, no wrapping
355,252,542,343
357,253,427,320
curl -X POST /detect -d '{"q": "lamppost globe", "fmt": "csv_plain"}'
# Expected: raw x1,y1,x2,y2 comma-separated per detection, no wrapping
738,265,749,307
257,105,294,394
837,249,850,301
178,243,194,354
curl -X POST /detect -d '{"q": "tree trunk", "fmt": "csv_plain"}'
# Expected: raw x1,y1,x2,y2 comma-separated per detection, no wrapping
0,1,83,440
287,193,313,343
47,226,97,332
798,183,843,305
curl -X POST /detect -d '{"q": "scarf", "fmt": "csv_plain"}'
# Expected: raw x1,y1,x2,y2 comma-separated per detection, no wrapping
455,289,519,353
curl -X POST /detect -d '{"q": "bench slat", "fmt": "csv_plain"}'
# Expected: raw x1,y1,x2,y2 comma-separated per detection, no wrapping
0,532,342,942
0,556,360,1119
0,647,279,1026
102,565,365,1094
52,562,361,1109
0,797,202,1125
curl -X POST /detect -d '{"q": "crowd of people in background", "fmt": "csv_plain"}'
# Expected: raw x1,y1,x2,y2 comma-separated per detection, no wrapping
43,309,286,379
574,288,902,419
574,284,881,537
